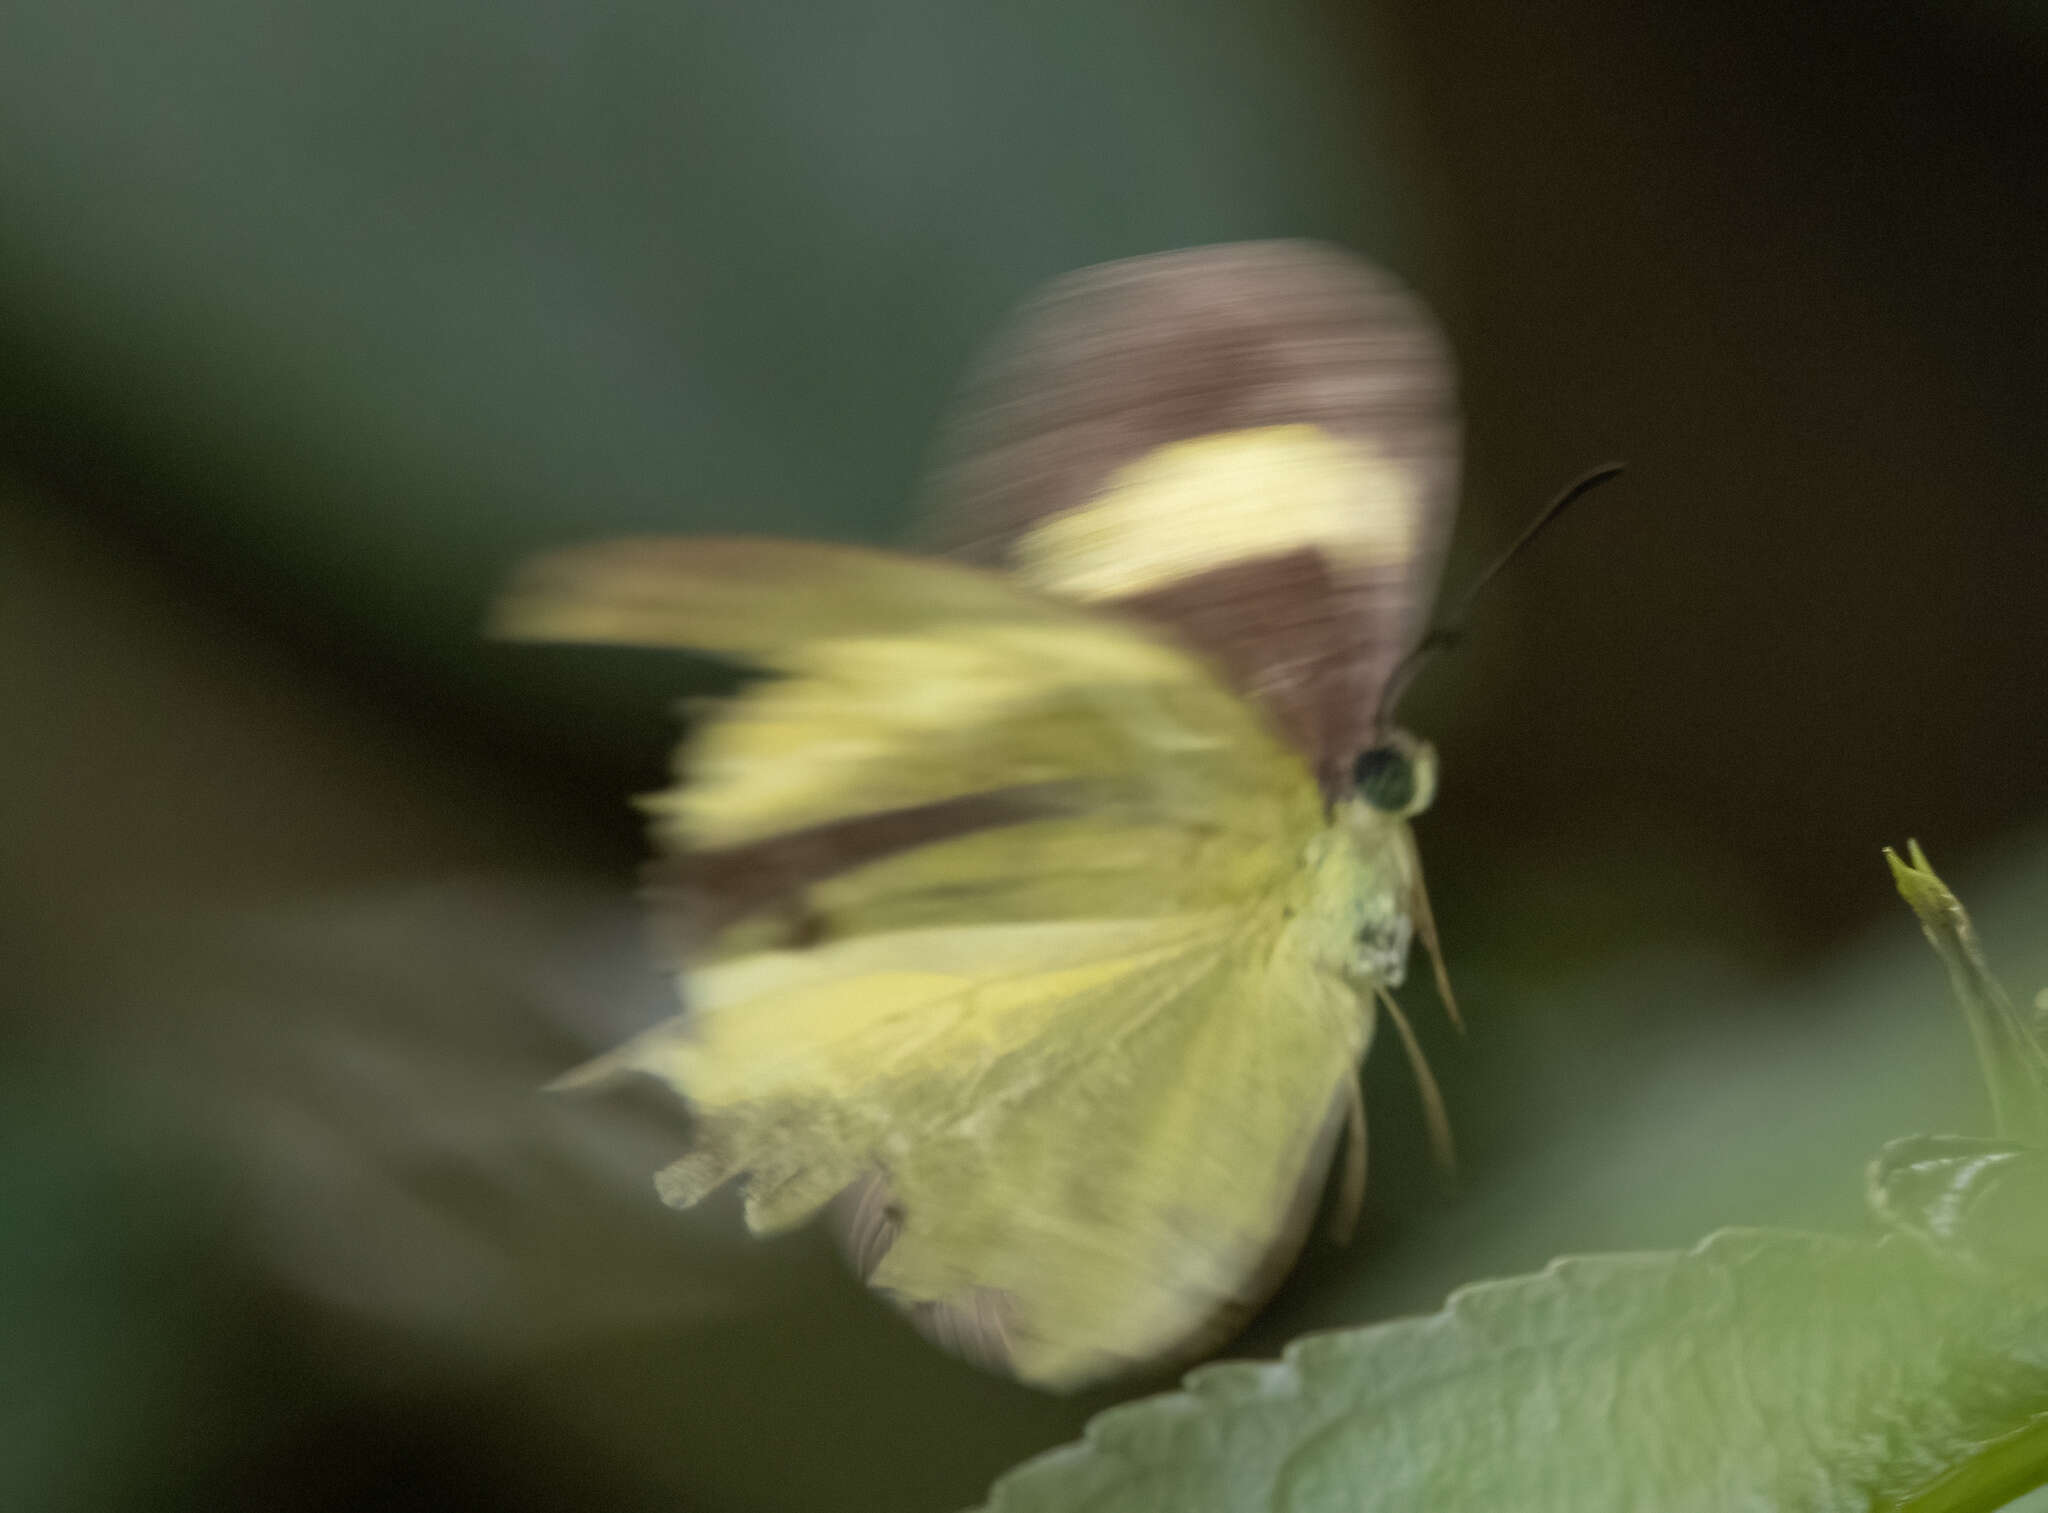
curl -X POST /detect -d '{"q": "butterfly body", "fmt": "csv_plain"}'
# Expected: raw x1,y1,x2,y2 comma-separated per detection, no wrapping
497,242,1459,1389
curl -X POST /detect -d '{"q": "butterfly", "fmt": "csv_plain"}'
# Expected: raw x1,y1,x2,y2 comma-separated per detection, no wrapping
493,241,1464,1391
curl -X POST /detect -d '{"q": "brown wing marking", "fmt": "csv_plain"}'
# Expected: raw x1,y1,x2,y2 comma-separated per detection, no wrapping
832,1173,1019,1377
1106,547,1417,799
641,787,1065,957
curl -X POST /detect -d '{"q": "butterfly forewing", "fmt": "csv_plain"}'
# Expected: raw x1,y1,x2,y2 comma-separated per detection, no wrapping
921,241,1459,793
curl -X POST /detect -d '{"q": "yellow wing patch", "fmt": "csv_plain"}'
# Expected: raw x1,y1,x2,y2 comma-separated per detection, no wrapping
652,620,1293,852
861,929,1366,1387
1009,424,1422,603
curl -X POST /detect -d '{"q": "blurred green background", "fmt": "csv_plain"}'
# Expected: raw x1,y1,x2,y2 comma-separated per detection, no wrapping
4,2,2045,1509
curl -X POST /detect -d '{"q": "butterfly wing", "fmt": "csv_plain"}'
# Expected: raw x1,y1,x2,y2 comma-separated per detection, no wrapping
497,540,1380,1387
920,240,1459,796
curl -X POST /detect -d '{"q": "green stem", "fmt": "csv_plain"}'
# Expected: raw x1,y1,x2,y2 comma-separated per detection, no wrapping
1893,1411,2048,1512
1886,843,2048,1147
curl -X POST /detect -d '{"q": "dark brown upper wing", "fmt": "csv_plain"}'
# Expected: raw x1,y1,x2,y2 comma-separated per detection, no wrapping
919,241,1460,796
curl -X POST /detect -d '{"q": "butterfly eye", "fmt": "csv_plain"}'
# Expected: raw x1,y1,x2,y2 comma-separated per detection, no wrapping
1353,745,1415,812
1353,732,1437,817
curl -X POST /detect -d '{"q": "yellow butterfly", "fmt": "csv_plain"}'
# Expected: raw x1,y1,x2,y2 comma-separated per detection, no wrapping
494,241,1463,1390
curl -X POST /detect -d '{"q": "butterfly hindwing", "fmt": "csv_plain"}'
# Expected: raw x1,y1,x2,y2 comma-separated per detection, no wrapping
502,538,1390,1387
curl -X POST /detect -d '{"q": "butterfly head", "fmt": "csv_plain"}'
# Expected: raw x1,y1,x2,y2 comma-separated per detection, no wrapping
1331,727,1436,989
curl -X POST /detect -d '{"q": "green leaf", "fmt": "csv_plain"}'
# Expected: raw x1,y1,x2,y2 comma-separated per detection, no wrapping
979,1229,2048,1512
1867,1134,2048,1271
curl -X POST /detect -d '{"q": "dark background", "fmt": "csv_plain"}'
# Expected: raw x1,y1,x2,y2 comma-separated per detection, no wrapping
4,3,2044,1509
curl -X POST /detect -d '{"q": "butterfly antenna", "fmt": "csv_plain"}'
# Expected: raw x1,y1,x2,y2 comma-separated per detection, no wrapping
1375,985,1458,1177
1328,1074,1369,1244
1403,831,1462,1035
1376,461,1628,726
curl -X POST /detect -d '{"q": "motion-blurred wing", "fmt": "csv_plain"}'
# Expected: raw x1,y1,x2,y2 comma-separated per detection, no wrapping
497,540,1373,1387
493,536,1080,665
921,241,1459,796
